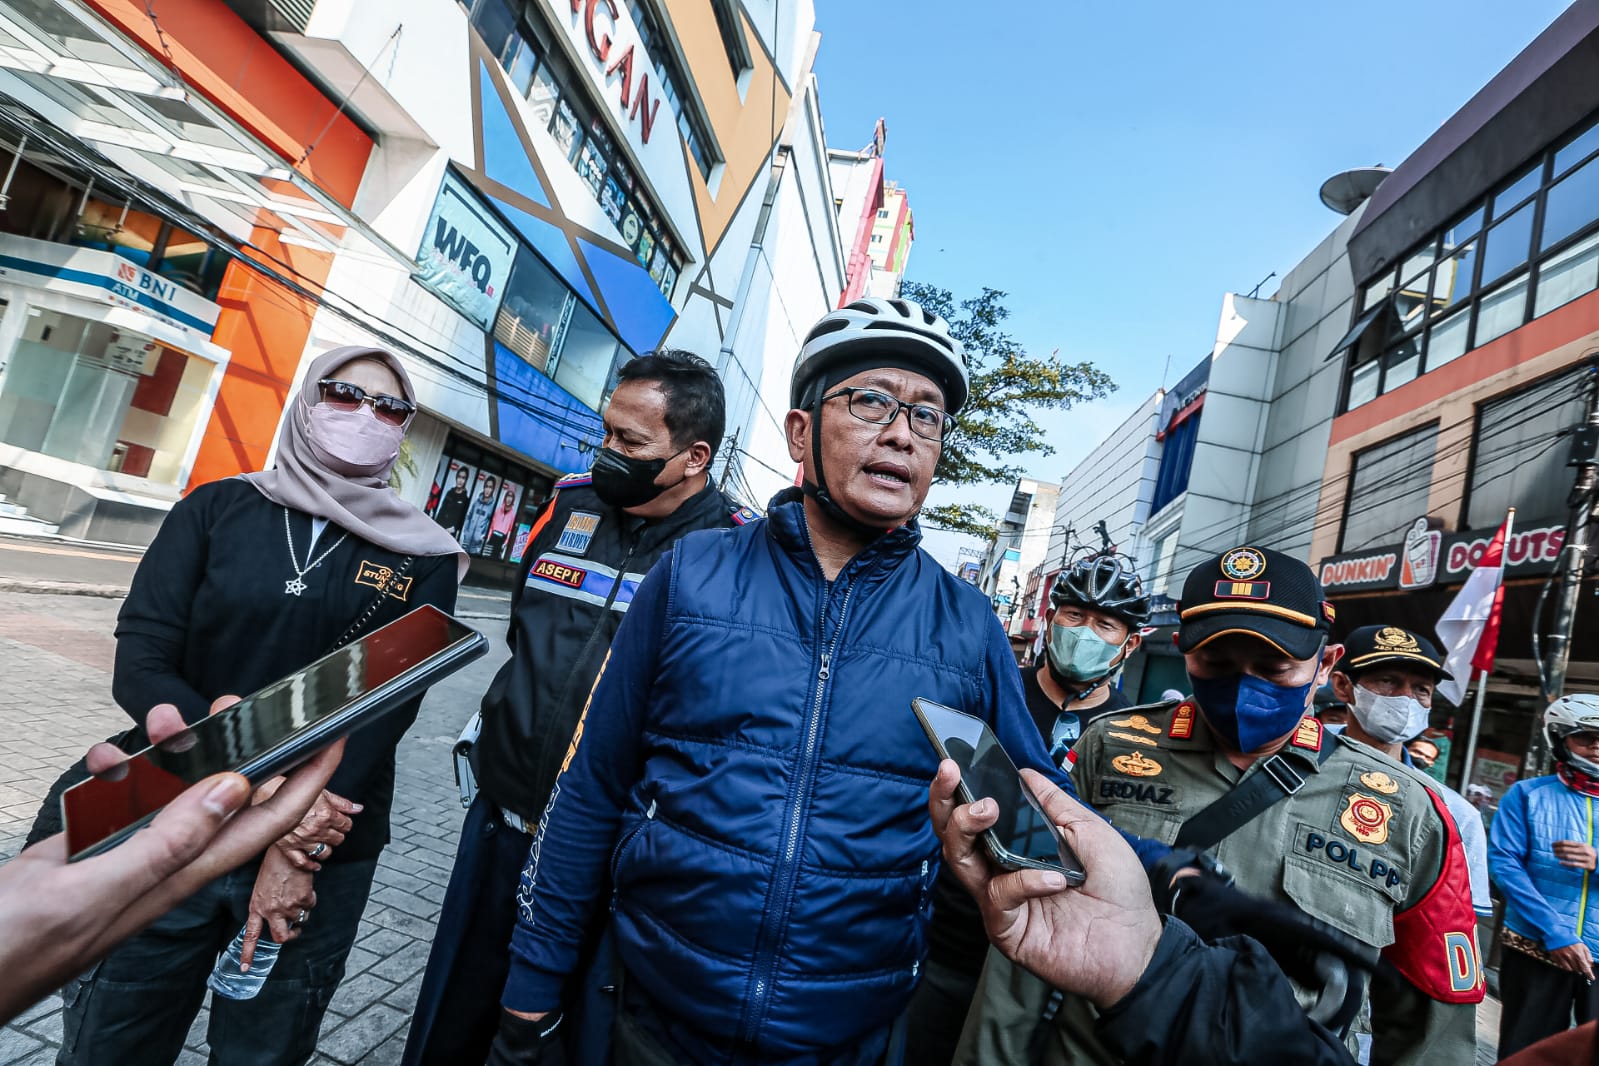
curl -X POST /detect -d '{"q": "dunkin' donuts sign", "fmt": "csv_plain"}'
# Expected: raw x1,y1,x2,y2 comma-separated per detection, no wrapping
1318,518,1565,593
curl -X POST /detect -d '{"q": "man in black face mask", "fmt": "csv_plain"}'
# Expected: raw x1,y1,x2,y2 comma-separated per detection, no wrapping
403,349,750,1066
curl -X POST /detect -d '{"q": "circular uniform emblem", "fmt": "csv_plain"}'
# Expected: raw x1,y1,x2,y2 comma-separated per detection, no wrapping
1220,547,1267,581
1339,792,1392,845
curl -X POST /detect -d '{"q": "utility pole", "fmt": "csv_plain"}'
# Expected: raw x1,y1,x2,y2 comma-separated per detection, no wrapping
1531,369,1599,775
718,429,739,493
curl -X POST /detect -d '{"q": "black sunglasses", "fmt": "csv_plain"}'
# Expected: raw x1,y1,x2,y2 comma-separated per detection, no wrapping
317,379,416,426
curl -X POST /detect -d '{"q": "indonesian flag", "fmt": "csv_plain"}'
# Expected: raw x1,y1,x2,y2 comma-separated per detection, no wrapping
1436,510,1513,705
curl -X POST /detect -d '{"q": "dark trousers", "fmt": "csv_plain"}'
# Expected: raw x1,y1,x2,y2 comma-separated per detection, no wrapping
402,792,532,1066
57,856,377,1066
1497,947,1599,1060
902,959,979,1066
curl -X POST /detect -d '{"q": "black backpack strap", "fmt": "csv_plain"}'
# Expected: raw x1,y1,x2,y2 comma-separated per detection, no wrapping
1173,737,1338,851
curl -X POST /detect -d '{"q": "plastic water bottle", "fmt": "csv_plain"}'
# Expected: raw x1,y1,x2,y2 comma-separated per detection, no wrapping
207,926,281,1000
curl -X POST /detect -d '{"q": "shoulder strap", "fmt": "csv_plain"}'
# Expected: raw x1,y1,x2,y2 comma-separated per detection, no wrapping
329,555,415,651
1174,737,1338,851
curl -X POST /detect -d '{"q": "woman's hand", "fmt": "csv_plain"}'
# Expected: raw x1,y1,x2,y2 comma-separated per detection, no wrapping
241,842,317,970
274,790,361,871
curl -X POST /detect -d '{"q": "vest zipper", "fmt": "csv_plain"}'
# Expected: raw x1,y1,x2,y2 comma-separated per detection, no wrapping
1580,795,1593,940
738,573,858,1044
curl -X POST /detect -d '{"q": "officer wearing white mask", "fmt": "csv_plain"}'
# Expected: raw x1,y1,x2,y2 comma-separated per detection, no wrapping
1330,625,1491,918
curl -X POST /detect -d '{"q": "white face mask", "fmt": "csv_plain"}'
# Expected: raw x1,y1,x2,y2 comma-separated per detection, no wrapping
1350,685,1430,745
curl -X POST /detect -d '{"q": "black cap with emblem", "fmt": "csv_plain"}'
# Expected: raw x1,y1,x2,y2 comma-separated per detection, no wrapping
1334,625,1453,681
1176,545,1334,661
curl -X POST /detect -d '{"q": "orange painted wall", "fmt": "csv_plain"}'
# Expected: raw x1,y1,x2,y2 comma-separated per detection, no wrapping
82,0,371,205
80,0,377,489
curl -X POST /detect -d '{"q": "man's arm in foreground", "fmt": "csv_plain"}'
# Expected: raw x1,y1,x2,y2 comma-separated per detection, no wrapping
500,558,670,1017
0,699,342,1024
928,762,1350,1066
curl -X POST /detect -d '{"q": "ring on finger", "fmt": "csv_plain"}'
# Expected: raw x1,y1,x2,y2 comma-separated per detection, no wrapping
307,842,328,859
294,907,309,927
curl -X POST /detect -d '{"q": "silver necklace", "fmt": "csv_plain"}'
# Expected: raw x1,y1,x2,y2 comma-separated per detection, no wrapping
283,508,349,596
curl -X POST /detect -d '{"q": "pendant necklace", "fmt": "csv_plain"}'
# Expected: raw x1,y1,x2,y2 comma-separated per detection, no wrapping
283,508,349,596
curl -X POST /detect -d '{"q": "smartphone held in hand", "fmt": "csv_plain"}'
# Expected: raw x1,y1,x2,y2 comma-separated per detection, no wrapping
62,605,487,861
912,697,1087,885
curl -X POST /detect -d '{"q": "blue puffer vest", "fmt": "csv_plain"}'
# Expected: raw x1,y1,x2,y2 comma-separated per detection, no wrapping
607,494,1001,1058
1500,775,1599,955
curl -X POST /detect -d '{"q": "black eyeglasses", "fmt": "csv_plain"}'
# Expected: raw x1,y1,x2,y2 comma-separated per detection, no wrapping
821,387,955,442
317,379,416,426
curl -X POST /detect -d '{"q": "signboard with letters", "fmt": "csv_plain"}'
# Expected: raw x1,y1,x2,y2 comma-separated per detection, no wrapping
1318,516,1566,593
414,170,517,332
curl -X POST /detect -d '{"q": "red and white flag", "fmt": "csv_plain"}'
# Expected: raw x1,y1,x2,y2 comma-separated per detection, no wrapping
1437,510,1513,705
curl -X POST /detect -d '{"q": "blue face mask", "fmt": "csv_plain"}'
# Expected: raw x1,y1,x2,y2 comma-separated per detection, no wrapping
1189,672,1317,753
1046,624,1125,683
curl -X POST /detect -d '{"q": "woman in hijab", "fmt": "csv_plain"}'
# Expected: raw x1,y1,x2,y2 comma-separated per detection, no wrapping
57,347,465,1066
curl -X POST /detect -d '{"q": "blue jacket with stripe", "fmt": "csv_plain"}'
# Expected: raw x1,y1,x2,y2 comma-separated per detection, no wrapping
502,490,1105,1062
1489,774,1599,955
476,473,748,822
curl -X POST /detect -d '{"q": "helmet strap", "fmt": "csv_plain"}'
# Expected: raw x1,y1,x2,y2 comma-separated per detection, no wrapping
802,392,892,541
1044,652,1113,706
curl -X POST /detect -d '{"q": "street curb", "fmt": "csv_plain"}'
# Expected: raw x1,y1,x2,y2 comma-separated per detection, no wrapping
0,579,128,598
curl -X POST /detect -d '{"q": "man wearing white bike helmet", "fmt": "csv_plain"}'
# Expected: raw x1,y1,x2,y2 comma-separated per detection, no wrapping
1489,693,1599,1057
489,298,1101,1065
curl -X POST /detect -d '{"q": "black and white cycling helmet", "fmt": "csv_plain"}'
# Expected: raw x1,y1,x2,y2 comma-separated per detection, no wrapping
790,298,969,415
1050,553,1152,628
1546,694,1599,776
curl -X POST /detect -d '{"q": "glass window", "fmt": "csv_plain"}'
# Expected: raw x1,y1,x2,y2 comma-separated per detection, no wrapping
1555,117,1599,178
0,308,208,483
1444,204,1485,248
1466,369,1591,527
600,175,628,226
1432,241,1476,317
1340,424,1439,552
550,99,583,162
1394,267,1432,332
635,226,656,269
1426,306,1470,369
1541,154,1599,252
576,135,609,195
1475,274,1530,346
1346,356,1380,409
1535,230,1599,317
505,37,537,96
527,63,559,126
470,0,517,63
1479,204,1534,285
1381,337,1421,393
494,248,573,372
1360,270,1395,312
551,302,623,411
658,260,678,299
1492,164,1541,218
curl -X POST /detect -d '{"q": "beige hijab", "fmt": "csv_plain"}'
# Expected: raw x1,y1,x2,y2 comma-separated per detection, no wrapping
243,346,468,580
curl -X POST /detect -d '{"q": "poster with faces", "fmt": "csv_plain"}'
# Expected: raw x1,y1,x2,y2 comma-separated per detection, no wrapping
427,455,477,540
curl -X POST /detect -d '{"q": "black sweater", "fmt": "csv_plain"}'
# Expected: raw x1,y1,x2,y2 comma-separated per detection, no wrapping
113,477,458,863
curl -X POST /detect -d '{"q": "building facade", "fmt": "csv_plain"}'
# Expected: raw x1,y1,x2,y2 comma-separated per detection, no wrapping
976,477,1059,645
0,0,860,581
1312,0,1599,800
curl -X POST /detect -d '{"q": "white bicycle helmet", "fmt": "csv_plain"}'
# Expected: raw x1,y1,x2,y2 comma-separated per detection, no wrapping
1546,694,1599,776
790,298,968,414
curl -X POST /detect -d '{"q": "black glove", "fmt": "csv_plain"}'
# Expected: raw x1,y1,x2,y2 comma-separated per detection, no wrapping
487,1009,566,1066
1161,870,1380,1035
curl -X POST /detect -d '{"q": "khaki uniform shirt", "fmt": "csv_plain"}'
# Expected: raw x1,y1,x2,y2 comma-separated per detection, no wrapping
957,699,1479,1066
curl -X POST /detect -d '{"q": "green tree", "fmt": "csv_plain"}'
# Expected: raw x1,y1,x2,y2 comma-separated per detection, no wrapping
901,282,1115,538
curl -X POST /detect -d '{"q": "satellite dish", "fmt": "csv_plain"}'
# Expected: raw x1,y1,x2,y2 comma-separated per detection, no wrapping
1319,167,1392,215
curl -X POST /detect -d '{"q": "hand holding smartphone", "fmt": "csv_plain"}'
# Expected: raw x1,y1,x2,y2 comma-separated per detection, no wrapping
63,605,487,861
912,698,1086,885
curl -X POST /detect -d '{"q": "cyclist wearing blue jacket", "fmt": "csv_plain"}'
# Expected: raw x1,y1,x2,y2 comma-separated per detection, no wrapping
487,298,1161,1065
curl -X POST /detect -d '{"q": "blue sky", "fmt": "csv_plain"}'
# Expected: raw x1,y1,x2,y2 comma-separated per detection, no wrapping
810,0,1574,566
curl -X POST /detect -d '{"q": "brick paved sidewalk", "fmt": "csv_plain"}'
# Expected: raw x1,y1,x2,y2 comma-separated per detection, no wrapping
0,591,506,1065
